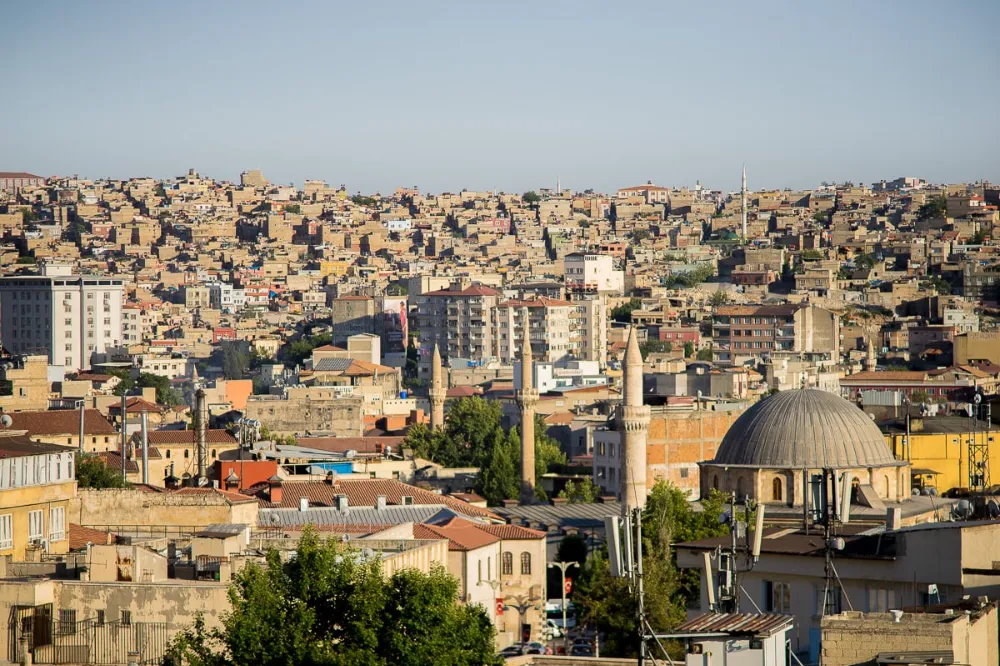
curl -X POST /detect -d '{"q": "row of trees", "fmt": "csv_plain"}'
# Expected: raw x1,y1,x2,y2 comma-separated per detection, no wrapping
105,368,183,406
403,396,565,505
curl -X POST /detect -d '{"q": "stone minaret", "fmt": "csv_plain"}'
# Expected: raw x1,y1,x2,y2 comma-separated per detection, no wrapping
517,314,539,504
741,163,748,241
429,343,446,429
618,326,651,512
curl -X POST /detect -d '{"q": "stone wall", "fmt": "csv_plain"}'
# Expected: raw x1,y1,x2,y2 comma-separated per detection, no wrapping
820,610,977,666
69,488,258,530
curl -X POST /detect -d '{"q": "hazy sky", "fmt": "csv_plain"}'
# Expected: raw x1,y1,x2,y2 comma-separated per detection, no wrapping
3,0,998,194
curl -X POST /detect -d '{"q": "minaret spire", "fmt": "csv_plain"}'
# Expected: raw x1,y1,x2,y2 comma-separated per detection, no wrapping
741,163,748,242
517,307,539,504
429,343,446,429
619,326,650,513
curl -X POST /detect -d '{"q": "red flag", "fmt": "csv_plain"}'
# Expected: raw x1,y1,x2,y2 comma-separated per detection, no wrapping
565,577,573,595
496,599,504,616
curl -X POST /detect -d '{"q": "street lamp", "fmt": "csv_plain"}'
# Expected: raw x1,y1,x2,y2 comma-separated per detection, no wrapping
504,593,541,649
547,560,578,654
479,578,508,628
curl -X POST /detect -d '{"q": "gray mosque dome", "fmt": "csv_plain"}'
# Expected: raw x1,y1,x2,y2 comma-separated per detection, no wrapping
711,389,898,469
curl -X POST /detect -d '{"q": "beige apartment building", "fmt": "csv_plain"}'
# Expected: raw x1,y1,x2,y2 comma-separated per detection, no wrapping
414,285,502,372
0,266,124,372
564,252,624,294
711,303,839,366
494,297,574,364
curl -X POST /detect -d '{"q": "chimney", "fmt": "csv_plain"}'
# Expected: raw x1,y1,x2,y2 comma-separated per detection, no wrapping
299,497,309,512
325,471,335,485
268,475,283,504
376,495,387,511
336,495,348,512
886,507,902,531
195,389,208,485
225,470,240,490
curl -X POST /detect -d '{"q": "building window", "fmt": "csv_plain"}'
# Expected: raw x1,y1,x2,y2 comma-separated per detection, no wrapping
50,507,65,541
478,559,482,584
120,610,131,626
0,514,12,550
772,478,783,502
502,552,513,576
96,610,105,626
520,552,531,575
765,581,791,613
58,609,77,635
28,509,44,542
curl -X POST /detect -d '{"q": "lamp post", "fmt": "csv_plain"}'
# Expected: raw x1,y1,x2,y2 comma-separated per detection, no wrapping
479,578,507,629
547,560,578,653
504,593,541,650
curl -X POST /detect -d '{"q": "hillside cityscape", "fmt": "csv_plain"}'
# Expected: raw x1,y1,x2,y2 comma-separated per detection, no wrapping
0,168,999,666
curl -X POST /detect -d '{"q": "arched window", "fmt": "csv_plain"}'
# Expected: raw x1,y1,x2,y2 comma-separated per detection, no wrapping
184,449,189,459
520,552,531,575
712,475,719,491
736,477,745,498
212,449,217,458
883,475,891,497
772,477,783,502
165,450,171,459
502,552,513,576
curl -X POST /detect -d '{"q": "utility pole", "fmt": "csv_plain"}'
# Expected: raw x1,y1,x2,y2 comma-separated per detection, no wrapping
547,560,578,654
479,578,507,628
78,399,86,454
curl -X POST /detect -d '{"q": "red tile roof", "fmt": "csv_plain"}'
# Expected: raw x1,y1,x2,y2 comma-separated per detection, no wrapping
478,524,546,540
146,429,238,445
249,478,501,520
7,409,117,436
95,451,138,473
413,517,500,551
68,524,113,551
108,397,166,414
423,286,501,297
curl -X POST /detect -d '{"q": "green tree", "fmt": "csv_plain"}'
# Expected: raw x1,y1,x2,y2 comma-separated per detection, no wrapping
557,477,598,504
522,190,541,205
16,255,36,264
639,340,672,359
443,396,503,466
475,426,519,505
20,207,38,223
532,413,566,501
165,529,500,666
811,210,829,223
683,341,695,358
573,483,728,659
555,533,589,567
917,195,947,221
611,298,641,324
632,229,649,242
221,342,250,380
136,372,182,406
801,249,824,261
696,348,713,362
76,453,129,489
351,195,378,207
708,291,729,307
283,204,301,215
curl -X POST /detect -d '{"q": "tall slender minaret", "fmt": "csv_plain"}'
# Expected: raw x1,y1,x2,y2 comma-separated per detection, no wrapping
556,176,561,196
517,310,539,504
429,343,446,429
618,327,650,513
741,163,748,241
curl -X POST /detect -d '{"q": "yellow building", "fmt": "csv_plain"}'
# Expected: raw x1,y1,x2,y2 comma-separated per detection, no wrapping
0,433,76,560
320,260,350,278
884,416,999,493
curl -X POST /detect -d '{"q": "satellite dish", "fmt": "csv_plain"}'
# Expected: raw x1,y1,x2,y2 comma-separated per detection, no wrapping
974,393,983,405
955,499,974,519
0,414,11,429
988,500,1000,519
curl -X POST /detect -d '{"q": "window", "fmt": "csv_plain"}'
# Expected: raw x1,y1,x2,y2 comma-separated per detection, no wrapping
120,610,131,626
28,510,44,542
50,507,65,541
520,552,531,575
815,585,842,616
772,477,783,502
0,514,12,550
867,587,896,612
764,581,791,613
502,552,513,576
478,559,482,584
59,609,77,635
96,610,105,626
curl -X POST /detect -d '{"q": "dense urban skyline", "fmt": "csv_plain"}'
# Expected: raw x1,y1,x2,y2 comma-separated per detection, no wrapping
3,0,999,192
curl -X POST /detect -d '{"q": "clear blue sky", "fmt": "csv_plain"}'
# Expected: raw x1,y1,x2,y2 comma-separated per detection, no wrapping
2,0,998,194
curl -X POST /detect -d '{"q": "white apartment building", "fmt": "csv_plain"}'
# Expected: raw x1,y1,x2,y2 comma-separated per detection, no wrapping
494,297,574,364
122,305,143,345
564,253,624,294
0,265,124,372
570,296,608,366
209,282,247,312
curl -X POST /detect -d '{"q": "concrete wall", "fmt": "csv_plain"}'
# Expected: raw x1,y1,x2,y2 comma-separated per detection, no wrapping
69,488,259,530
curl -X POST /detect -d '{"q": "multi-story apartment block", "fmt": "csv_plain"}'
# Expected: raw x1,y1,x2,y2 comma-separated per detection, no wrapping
564,252,624,294
184,285,211,310
0,433,76,560
0,265,124,372
711,304,839,366
414,285,501,376
494,297,574,364
208,282,246,312
0,171,44,193
570,296,608,366
122,305,143,345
